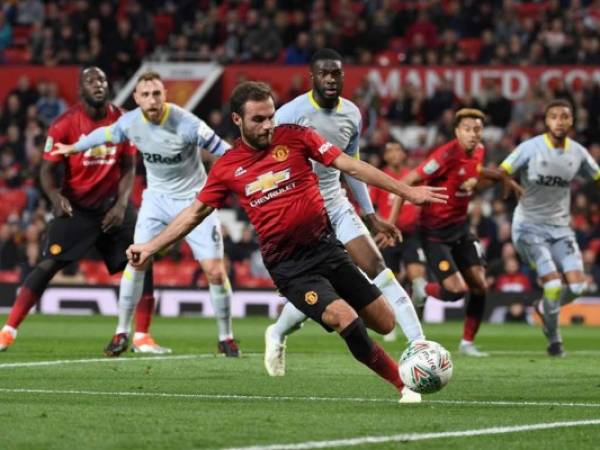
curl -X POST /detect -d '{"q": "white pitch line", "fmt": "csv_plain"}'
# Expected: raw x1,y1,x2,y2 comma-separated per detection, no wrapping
488,350,600,356
0,354,218,369
220,419,600,450
1,387,600,410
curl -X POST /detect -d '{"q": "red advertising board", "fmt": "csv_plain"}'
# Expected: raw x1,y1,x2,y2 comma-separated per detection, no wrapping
222,65,600,102
0,66,80,105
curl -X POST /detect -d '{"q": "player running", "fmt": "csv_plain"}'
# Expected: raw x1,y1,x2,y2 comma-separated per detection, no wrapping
53,72,239,357
126,81,447,401
391,108,522,357
499,100,600,357
370,142,427,309
264,50,425,399
0,67,163,353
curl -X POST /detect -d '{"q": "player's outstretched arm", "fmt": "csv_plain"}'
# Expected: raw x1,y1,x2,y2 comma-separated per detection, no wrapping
332,153,447,205
127,200,214,269
389,170,421,225
480,167,524,199
52,123,126,156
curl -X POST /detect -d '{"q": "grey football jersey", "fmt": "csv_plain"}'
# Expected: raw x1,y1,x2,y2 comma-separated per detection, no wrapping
275,91,362,209
74,103,230,198
500,134,600,226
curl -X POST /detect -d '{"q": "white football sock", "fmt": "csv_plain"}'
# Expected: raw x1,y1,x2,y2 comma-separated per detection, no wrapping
373,268,425,342
270,301,307,343
209,280,233,341
116,265,145,334
1,325,17,338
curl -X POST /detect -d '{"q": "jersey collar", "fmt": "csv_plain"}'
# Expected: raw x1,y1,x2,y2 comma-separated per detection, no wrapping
308,90,342,112
543,133,570,151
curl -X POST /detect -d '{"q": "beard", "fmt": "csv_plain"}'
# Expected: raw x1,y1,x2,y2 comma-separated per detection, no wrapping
242,125,272,150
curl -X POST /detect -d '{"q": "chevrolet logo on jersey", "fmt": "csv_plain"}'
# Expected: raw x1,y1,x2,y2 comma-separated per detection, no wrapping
245,169,291,196
85,144,116,158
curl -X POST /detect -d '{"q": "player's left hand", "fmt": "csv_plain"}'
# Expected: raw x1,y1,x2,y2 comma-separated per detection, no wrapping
51,143,77,156
101,203,126,233
365,214,401,248
126,243,153,269
405,185,448,205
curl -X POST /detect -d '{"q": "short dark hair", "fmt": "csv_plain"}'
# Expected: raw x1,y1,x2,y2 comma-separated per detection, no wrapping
454,108,486,128
544,99,573,118
136,71,162,84
310,48,343,69
230,81,273,116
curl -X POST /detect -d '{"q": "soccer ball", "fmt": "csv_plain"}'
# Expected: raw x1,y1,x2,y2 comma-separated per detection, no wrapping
399,340,453,394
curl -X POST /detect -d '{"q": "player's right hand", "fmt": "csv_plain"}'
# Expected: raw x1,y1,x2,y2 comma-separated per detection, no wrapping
50,193,73,217
51,143,77,156
126,243,153,269
405,185,448,205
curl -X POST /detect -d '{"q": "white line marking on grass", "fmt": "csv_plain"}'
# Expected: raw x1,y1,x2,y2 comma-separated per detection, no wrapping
220,419,600,450
489,350,600,356
1,388,600,410
0,354,217,369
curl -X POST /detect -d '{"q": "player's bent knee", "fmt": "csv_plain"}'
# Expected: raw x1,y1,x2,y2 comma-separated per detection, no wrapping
322,300,358,332
543,279,562,301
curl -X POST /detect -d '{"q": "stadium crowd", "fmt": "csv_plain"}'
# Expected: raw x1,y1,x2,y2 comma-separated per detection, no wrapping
0,0,599,294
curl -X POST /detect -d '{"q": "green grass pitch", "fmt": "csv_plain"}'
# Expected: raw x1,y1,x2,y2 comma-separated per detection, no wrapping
0,314,599,450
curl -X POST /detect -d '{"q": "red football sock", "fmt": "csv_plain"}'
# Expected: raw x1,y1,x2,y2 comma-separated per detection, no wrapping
367,342,404,391
425,282,442,298
462,315,481,342
134,294,155,334
6,287,40,329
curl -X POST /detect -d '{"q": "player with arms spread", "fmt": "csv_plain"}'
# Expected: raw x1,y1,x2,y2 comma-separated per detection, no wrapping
0,67,161,352
500,99,600,357
391,108,522,357
264,51,424,401
53,72,239,357
126,81,447,400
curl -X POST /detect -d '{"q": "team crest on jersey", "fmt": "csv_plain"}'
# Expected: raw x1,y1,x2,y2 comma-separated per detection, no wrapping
245,169,291,195
44,137,54,153
49,244,62,255
438,260,450,272
305,291,318,305
423,159,440,174
271,145,289,162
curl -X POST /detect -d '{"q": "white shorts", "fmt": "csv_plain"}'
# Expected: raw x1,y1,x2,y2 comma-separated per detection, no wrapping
135,190,224,261
326,198,370,245
512,219,583,277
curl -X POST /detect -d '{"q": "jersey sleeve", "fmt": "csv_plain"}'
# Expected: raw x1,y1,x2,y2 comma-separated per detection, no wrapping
196,163,229,209
274,103,298,126
578,146,600,181
500,142,530,175
179,112,231,156
415,147,447,181
43,119,70,162
73,114,129,152
302,127,342,166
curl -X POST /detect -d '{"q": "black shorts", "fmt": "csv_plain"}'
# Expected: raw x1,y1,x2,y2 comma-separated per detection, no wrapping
423,232,485,282
42,204,136,274
269,236,382,332
381,231,426,272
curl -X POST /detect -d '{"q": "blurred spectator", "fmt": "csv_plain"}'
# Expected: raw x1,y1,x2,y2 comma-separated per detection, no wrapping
284,32,311,65
0,10,12,57
35,82,67,126
16,0,44,25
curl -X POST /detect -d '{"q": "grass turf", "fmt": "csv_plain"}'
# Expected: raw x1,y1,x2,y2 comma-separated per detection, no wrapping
0,314,599,450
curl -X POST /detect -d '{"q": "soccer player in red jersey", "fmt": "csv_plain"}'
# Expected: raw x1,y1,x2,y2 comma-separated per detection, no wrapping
0,67,165,353
370,142,427,308
127,81,448,398
390,109,522,357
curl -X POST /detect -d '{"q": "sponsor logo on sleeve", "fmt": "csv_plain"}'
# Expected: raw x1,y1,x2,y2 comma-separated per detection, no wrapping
423,159,440,175
318,142,333,155
305,291,318,305
438,260,450,272
44,137,54,153
49,244,62,255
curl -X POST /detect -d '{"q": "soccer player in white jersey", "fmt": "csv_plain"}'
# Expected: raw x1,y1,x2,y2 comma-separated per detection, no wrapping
264,49,424,402
53,72,240,357
500,100,600,357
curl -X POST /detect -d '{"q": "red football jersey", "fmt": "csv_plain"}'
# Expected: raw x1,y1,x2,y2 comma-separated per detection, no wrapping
369,166,420,233
43,103,136,209
198,124,342,267
415,139,485,231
